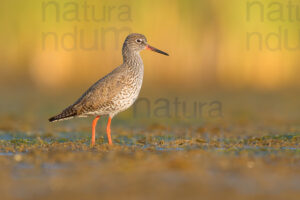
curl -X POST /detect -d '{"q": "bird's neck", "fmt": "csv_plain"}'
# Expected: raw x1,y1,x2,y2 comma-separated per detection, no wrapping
122,45,143,68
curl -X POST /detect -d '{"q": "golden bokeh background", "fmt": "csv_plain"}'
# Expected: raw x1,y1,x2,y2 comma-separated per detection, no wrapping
1,0,299,93
0,0,300,130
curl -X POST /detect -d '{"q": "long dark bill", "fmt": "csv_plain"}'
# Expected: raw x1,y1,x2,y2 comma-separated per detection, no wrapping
146,45,169,56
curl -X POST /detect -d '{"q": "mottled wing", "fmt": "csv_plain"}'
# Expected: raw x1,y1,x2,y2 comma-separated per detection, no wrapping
71,65,127,115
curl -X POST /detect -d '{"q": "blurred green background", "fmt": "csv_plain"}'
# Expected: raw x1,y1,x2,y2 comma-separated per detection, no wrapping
0,0,299,132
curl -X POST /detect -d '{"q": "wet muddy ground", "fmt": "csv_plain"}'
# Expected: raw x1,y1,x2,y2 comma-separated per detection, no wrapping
0,124,299,200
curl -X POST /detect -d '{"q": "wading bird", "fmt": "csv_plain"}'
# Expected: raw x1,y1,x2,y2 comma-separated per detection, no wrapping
49,33,169,146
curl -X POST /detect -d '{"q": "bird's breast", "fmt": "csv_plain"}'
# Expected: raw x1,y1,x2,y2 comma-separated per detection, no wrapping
110,66,144,113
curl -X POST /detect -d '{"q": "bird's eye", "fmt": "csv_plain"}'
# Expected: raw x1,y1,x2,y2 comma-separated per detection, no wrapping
136,39,142,43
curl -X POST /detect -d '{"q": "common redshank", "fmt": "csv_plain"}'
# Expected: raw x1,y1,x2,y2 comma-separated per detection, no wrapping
49,33,169,146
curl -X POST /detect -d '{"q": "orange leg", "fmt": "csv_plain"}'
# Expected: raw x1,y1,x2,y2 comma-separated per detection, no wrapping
106,117,113,145
91,116,100,146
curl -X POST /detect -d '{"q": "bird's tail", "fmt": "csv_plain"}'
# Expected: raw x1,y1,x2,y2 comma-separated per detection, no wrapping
48,107,78,122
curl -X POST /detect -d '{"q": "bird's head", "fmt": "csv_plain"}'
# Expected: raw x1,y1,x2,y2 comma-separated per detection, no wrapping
123,33,169,56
